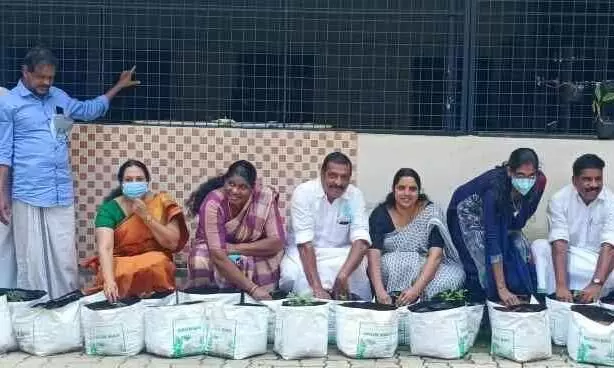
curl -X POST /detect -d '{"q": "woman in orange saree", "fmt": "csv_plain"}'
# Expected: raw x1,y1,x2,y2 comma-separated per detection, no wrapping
83,159,189,302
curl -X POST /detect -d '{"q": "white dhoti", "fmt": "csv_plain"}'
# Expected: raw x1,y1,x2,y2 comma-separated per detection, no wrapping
279,247,372,301
531,239,614,295
12,200,78,299
0,221,16,288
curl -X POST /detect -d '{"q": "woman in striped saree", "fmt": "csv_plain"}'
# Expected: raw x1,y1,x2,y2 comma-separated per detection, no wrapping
186,160,285,301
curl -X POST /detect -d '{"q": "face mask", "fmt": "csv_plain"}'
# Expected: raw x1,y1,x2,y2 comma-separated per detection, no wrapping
511,177,536,196
122,181,148,199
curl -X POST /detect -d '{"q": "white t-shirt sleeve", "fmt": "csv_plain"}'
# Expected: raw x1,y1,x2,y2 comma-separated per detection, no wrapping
349,188,371,245
290,184,315,245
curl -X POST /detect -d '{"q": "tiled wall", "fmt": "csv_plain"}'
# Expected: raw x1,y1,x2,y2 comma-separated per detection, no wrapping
70,124,358,265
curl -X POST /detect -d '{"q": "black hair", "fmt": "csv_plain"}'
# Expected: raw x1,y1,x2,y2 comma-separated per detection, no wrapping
382,168,430,208
321,151,352,175
573,154,605,177
187,160,257,216
23,46,58,72
492,148,540,211
104,159,151,202
506,147,539,173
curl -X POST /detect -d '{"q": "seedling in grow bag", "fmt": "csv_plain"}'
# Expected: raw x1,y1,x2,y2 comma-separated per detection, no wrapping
0,288,47,302
282,292,327,307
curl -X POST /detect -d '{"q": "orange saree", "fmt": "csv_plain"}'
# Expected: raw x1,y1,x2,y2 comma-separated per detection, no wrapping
83,192,189,298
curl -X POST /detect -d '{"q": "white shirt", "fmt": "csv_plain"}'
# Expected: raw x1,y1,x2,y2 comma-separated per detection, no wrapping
287,178,371,249
547,184,614,251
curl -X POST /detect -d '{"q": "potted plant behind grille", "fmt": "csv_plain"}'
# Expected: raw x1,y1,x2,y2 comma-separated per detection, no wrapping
592,81,614,139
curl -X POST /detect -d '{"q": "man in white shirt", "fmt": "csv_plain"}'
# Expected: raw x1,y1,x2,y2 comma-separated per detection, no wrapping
279,152,372,300
531,154,614,302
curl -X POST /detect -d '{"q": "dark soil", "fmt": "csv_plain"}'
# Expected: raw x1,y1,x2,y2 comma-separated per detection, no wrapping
236,302,267,307
571,305,614,325
181,287,240,295
547,290,590,304
85,297,141,310
408,300,465,313
143,290,175,299
334,292,362,302
0,288,47,302
281,301,328,307
388,291,402,305
269,290,289,300
488,294,533,306
33,290,83,309
494,304,546,313
340,302,397,311
600,293,614,305
177,301,204,306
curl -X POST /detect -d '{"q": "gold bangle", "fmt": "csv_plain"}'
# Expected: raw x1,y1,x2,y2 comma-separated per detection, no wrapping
249,285,259,295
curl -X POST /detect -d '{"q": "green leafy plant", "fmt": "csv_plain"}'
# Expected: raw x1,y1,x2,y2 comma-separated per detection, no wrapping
573,290,582,299
5,290,26,302
284,292,317,306
592,82,614,122
433,289,469,303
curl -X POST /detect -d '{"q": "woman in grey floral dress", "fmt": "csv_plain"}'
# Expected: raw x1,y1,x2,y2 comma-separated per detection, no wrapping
367,168,465,306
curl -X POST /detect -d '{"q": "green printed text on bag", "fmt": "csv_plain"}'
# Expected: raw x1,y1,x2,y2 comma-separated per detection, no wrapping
171,318,206,357
88,325,126,355
577,334,614,365
491,328,514,359
355,322,396,359
205,319,237,358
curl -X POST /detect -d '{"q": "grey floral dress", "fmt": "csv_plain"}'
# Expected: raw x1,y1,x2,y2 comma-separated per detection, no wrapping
369,202,465,300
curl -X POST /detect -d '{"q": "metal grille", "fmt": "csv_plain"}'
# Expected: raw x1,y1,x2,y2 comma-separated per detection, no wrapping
472,0,614,135
1,0,613,135
0,0,464,132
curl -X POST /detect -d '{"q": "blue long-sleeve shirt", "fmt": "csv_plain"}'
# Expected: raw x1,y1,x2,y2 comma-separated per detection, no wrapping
0,80,109,207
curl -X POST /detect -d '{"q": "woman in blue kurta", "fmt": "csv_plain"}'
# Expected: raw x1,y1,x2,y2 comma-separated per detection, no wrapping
447,148,547,305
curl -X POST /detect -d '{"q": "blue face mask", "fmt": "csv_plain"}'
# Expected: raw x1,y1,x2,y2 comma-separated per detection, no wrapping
511,177,536,196
122,181,149,199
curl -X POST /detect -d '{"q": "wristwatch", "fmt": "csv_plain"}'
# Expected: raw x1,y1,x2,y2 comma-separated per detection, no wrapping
592,278,603,286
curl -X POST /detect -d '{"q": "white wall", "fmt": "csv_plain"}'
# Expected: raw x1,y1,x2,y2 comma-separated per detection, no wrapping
356,134,611,239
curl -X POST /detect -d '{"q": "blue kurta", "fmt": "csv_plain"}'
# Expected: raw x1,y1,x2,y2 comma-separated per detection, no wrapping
446,166,546,300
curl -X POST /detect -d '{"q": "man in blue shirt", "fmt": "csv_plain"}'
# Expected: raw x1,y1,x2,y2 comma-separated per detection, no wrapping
0,86,13,289
0,46,139,297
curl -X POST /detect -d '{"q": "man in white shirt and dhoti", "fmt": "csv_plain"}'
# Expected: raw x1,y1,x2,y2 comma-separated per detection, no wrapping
279,152,372,301
532,154,614,303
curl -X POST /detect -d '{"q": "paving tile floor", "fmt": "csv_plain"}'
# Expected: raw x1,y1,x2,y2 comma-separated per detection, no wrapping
1,345,606,368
